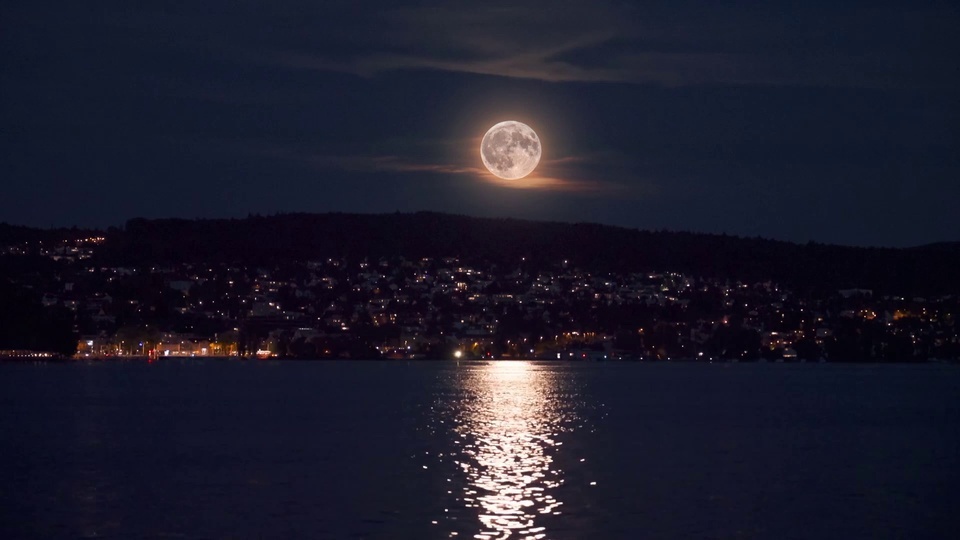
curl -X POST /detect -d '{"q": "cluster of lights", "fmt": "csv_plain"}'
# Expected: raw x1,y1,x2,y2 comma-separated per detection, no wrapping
0,351,55,358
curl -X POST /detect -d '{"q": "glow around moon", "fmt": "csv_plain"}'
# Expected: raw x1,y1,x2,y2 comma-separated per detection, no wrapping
480,121,542,180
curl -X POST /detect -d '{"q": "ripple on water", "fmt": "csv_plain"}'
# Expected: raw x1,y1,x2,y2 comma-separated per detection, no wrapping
425,361,594,539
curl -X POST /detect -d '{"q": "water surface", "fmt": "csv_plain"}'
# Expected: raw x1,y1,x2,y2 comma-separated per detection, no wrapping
1,361,958,539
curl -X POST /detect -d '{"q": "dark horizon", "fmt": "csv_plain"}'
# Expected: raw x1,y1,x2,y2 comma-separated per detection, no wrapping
6,211,960,300
4,209,960,251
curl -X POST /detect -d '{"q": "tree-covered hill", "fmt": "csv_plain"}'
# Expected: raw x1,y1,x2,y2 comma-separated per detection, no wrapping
82,212,959,296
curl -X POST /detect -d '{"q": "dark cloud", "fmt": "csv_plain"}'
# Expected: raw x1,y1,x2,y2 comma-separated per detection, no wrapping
239,1,960,89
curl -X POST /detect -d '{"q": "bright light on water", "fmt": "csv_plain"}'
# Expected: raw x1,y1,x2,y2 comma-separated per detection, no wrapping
433,361,581,539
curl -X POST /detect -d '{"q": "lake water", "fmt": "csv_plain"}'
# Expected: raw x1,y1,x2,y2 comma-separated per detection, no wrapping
1,361,958,539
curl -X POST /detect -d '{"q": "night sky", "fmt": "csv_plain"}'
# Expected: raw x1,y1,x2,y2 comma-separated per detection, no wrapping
2,1,957,247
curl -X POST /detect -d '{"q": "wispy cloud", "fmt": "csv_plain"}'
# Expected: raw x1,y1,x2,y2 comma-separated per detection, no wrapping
235,138,621,193
339,155,485,176
248,2,627,83
245,2,957,89
105,1,958,89
330,153,617,193
481,174,612,192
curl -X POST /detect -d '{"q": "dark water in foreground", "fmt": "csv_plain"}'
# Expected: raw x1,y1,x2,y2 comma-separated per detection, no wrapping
1,361,958,539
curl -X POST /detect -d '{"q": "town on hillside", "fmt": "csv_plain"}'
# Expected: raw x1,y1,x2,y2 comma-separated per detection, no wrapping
2,233,957,362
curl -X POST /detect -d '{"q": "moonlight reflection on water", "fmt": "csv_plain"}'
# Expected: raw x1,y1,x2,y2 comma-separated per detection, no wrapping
434,361,587,539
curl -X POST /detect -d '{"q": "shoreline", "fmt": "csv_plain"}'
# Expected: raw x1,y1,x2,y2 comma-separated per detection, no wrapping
3,355,956,365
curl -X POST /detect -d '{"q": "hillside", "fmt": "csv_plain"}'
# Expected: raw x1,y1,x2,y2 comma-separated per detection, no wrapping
80,212,959,296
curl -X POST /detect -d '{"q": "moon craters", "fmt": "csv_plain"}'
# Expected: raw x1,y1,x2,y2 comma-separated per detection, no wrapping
481,121,541,180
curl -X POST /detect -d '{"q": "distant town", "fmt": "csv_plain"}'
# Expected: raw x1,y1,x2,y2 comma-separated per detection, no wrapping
1,227,957,362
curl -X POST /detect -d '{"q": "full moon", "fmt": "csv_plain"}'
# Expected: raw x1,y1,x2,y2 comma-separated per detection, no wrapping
480,121,542,180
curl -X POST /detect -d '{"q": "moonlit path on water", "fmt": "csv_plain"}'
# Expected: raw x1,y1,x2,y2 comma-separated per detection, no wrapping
425,362,596,539
1,361,959,539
